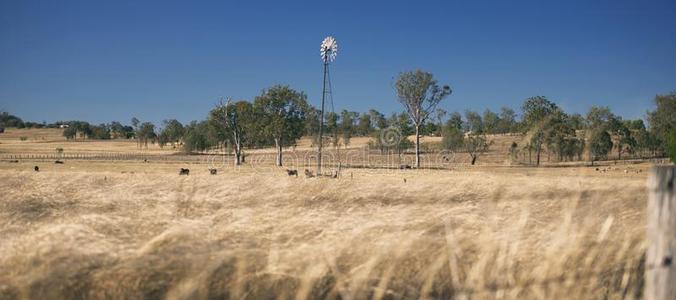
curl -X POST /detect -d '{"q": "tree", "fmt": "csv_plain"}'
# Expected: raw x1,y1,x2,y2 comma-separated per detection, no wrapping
254,85,308,166
63,126,77,139
90,123,111,139
667,130,676,164
447,112,463,131
464,110,483,133
209,100,255,165
610,119,635,160
464,132,491,165
340,110,356,148
588,129,613,166
110,121,134,139
160,119,184,148
435,108,447,135
182,121,213,153
368,109,387,130
441,119,464,151
326,112,339,148
356,113,372,136
521,96,558,166
304,106,321,147
0,111,24,128
568,113,585,131
137,122,156,148
647,92,676,153
543,110,572,161
395,70,452,168
62,121,92,140
585,106,635,160
585,106,615,130
482,109,500,134
131,117,140,130
395,112,414,136
497,107,517,133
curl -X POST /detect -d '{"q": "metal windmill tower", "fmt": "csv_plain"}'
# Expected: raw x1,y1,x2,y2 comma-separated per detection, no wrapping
317,36,337,175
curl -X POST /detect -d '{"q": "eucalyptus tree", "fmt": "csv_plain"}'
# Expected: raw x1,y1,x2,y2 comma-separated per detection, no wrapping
340,110,357,148
441,118,464,151
498,107,517,133
464,132,491,165
304,106,321,147
356,113,372,136
463,110,483,133
521,96,558,166
482,109,500,134
447,112,463,131
325,112,339,148
395,70,451,168
160,119,184,148
254,85,308,166
647,92,676,151
589,129,613,166
368,109,387,130
209,99,255,166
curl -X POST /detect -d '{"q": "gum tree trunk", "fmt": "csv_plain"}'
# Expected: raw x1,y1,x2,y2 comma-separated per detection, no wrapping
275,138,283,166
415,125,420,168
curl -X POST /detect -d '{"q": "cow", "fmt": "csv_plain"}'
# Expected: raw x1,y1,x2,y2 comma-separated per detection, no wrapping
304,169,314,178
179,168,190,175
399,164,411,169
54,160,64,164
34,166,39,172
209,168,217,175
286,169,298,177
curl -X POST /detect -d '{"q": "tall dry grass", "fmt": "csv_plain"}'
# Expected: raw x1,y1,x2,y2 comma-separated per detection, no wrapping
0,167,646,299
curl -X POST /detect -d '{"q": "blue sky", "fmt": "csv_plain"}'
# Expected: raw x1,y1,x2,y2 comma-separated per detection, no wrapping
1,0,675,125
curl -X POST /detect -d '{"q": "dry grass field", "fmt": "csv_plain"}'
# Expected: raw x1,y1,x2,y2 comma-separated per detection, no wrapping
0,129,655,299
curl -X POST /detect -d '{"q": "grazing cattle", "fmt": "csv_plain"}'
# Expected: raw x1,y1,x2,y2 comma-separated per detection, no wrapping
286,169,298,177
34,166,39,172
179,168,190,175
54,160,64,164
399,164,411,169
304,169,314,178
209,168,217,175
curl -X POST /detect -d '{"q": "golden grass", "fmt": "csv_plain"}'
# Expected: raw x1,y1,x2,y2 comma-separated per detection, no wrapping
0,161,648,299
0,128,174,156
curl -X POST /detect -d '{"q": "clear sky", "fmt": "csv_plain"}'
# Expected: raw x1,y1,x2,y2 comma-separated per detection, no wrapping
1,0,675,125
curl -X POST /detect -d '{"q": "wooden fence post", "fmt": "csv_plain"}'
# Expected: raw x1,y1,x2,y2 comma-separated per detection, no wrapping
646,166,675,300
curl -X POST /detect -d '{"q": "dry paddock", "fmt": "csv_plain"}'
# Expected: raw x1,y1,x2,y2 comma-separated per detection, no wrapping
0,160,650,299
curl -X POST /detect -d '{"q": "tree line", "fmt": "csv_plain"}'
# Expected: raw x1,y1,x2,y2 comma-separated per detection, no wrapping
1,70,674,166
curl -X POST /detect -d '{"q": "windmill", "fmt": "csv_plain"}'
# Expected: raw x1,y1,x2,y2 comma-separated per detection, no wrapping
317,36,337,175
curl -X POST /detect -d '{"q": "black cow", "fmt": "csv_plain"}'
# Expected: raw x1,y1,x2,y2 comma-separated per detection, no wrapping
209,168,217,175
34,166,39,172
179,168,190,175
286,169,298,177
54,160,64,164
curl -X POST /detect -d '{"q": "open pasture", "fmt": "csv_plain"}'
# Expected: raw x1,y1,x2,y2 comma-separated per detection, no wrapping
0,154,650,299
